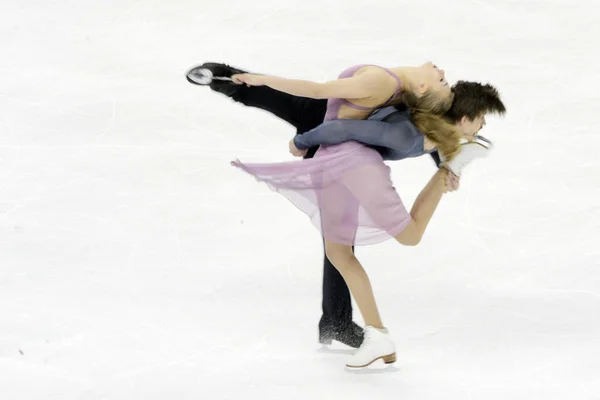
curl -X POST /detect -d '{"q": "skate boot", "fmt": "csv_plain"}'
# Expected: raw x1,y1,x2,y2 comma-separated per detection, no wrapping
345,326,396,368
442,136,493,176
185,62,248,86
319,315,364,348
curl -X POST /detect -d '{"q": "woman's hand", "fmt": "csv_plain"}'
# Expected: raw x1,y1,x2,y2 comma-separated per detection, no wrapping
445,170,460,192
231,73,267,86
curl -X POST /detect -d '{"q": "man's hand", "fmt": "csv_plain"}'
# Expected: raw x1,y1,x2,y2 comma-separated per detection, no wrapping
289,138,307,157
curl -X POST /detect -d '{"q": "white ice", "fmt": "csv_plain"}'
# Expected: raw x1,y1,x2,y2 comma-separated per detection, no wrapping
1,0,599,399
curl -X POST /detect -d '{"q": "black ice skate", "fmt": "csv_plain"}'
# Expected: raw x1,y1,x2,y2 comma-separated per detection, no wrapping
185,62,248,86
319,316,364,348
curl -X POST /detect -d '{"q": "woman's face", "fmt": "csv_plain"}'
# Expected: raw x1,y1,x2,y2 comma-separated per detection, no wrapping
420,62,451,98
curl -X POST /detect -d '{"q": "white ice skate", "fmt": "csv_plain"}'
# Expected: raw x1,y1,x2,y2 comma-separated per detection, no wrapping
346,326,396,368
441,136,493,176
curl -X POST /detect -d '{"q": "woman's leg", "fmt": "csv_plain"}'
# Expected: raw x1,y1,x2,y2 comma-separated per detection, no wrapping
393,168,450,246
323,239,396,367
341,160,451,247
324,241,383,329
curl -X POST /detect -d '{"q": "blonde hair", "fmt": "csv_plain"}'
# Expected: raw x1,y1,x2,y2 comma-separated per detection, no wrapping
400,89,462,161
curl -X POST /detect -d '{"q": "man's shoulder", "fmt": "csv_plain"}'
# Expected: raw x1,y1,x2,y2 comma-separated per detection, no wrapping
369,106,409,122
381,108,412,123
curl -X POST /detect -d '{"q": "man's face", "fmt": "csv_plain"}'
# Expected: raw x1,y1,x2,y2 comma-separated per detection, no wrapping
455,113,486,141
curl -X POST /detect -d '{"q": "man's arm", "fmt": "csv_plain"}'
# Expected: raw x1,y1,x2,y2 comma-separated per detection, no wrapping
429,151,442,167
374,107,442,167
293,117,424,161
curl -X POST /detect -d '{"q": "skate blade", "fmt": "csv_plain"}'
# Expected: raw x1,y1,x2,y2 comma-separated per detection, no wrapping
346,352,396,369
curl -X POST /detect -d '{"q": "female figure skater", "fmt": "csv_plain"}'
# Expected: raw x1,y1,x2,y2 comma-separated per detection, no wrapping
231,63,476,368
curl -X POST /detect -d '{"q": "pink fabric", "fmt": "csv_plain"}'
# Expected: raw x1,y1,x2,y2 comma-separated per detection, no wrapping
231,142,412,245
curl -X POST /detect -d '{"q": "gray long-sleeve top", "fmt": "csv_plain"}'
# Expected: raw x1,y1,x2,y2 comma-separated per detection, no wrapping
293,106,440,164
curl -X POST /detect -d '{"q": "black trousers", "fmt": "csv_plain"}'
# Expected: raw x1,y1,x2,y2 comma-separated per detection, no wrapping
230,85,354,322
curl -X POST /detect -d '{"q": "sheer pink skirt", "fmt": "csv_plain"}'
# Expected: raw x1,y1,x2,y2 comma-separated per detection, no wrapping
231,141,411,245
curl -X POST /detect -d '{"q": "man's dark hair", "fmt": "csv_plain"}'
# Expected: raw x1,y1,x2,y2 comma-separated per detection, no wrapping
444,81,506,123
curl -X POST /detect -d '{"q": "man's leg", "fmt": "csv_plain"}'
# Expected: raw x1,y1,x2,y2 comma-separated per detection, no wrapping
193,62,326,133
212,82,327,135
319,245,364,348
193,63,362,346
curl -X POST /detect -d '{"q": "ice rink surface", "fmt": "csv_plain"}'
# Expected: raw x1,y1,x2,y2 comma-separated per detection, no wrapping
1,0,599,399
